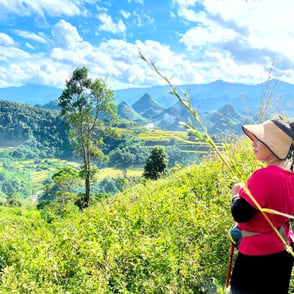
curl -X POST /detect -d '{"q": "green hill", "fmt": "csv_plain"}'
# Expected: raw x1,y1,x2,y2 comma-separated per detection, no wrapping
132,93,165,118
0,138,264,293
0,100,72,158
117,101,145,121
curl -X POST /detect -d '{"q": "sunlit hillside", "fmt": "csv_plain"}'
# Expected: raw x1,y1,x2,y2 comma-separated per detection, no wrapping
0,138,270,293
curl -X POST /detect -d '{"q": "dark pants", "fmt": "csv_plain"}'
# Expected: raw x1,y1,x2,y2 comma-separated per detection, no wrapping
231,251,293,294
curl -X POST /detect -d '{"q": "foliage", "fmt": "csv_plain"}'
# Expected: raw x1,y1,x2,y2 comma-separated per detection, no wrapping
0,138,261,293
58,66,117,208
143,146,168,180
107,135,150,167
91,175,144,196
0,158,32,198
52,166,82,192
0,100,72,159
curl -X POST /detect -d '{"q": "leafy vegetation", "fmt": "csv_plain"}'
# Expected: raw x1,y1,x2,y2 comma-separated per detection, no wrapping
0,138,262,293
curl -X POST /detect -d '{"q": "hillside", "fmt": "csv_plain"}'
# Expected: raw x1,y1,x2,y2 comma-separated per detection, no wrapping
0,138,262,293
0,100,72,157
1,80,286,134
0,99,210,198
117,101,145,121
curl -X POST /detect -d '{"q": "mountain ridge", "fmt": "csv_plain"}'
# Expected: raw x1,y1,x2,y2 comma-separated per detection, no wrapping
1,79,293,116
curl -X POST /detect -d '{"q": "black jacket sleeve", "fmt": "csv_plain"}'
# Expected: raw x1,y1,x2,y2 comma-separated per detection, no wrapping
231,196,258,223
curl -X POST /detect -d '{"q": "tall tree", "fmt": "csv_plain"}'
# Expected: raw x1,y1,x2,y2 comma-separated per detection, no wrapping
58,67,117,208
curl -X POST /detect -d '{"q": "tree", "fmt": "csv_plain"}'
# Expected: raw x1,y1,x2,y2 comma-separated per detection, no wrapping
58,67,117,208
143,146,168,180
52,167,81,211
52,167,81,192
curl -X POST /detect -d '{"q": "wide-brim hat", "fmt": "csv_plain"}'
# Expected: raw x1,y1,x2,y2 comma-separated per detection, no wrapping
242,120,293,160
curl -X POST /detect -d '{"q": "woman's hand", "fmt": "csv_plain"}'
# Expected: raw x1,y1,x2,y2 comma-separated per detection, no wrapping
231,183,242,196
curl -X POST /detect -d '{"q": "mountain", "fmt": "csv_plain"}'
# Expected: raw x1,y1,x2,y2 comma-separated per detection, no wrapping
209,104,251,134
117,101,145,122
153,100,251,133
115,79,294,113
1,79,294,116
0,84,63,105
132,93,165,119
154,101,195,131
39,99,60,110
0,100,72,157
114,85,177,108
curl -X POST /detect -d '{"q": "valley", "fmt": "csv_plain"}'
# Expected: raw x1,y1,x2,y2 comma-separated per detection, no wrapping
0,78,291,202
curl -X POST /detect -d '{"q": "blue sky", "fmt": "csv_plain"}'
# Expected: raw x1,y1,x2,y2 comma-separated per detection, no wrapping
0,0,294,90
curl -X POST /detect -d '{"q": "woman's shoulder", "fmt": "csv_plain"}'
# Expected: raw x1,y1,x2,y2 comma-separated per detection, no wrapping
251,165,292,179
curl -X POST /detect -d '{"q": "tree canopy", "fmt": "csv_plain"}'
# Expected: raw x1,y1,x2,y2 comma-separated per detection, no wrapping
143,146,168,180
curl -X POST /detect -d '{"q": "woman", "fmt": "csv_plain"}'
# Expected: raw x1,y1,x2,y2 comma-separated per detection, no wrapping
230,118,294,294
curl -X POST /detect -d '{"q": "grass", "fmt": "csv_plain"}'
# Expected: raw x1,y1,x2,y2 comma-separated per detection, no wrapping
95,167,143,181
18,158,143,185
0,139,254,293
138,129,188,140
31,171,50,183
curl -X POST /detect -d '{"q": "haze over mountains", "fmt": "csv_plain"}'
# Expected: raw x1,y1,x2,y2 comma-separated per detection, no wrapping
1,79,293,110
0,80,293,133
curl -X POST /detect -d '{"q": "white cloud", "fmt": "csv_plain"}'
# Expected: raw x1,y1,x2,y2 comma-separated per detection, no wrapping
97,13,126,35
2,1,294,90
0,45,30,62
51,19,82,49
120,10,131,19
0,63,28,86
0,0,81,17
177,7,200,22
211,1,294,57
180,20,238,49
174,0,294,83
136,40,198,85
25,61,70,86
127,0,144,4
0,33,15,46
173,0,198,6
25,42,35,49
132,10,154,27
14,30,48,44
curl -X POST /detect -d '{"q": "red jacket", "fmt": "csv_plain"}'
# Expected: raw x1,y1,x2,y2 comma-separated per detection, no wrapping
238,166,294,255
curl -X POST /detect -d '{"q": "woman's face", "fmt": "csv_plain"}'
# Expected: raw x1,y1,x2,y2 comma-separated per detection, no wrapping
252,138,277,164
